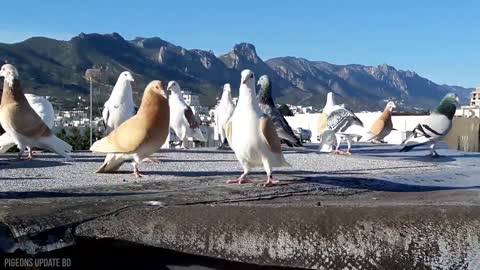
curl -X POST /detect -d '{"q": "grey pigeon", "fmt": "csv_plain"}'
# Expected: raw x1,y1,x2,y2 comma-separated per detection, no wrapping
400,93,459,157
257,75,302,147
324,106,365,155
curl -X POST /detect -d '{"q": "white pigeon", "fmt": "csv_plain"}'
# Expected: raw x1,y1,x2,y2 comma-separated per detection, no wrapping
318,92,345,152
215,83,235,149
400,93,459,157
167,81,206,148
0,94,55,157
0,64,72,160
102,71,135,134
224,69,290,187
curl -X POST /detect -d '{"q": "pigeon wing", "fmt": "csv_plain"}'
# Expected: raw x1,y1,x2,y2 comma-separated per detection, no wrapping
184,106,199,129
259,116,282,153
327,108,364,133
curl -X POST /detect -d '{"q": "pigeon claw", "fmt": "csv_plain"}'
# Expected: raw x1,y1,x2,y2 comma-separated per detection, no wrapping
263,176,280,187
132,171,146,178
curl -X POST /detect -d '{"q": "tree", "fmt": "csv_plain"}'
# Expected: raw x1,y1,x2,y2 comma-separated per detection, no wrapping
277,104,294,116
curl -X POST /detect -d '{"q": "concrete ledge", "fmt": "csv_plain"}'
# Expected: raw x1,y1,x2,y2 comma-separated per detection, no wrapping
73,205,480,269
1,145,480,268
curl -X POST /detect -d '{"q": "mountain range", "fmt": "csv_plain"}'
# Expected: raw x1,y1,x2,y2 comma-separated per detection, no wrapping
0,32,473,112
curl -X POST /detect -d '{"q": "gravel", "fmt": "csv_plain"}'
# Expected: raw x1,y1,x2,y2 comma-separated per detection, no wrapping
0,143,478,193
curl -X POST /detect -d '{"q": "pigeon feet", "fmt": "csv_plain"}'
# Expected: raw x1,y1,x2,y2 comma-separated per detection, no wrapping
426,152,442,158
226,176,251,184
132,171,146,178
21,155,33,161
333,150,351,155
263,176,280,187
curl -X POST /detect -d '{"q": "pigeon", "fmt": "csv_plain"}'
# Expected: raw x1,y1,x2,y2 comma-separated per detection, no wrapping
0,94,55,157
257,75,302,147
364,101,396,143
102,71,135,134
0,64,72,160
215,83,235,149
90,80,170,177
321,105,366,155
400,93,459,157
317,92,345,152
225,69,290,187
167,81,206,148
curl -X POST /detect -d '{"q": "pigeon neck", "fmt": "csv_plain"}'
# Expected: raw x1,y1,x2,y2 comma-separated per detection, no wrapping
1,79,27,105
380,106,392,120
238,84,259,108
110,80,133,103
325,95,335,109
258,85,274,106
435,99,456,120
170,90,184,101
220,90,232,103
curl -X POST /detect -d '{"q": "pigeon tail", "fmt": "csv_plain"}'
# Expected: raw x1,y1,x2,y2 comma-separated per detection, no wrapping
400,144,419,152
192,128,207,142
360,131,377,142
318,129,338,152
96,154,126,173
37,135,73,159
0,133,16,153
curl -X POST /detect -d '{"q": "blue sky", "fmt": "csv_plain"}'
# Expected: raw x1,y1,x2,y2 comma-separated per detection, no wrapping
1,0,479,87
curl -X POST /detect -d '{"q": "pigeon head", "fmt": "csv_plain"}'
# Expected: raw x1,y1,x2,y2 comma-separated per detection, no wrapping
147,80,167,98
385,101,396,112
257,75,274,105
444,93,460,104
120,71,134,82
167,81,181,94
257,75,271,91
241,69,255,86
223,83,232,94
435,93,459,120
0,64,19,87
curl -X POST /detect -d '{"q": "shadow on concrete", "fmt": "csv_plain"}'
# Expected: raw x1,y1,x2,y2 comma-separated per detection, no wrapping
362,154,480,163
0,177,54,181
37,237,302,270
159,159,237,163
0,160,69,169
303,176,480,193
0,191,157,200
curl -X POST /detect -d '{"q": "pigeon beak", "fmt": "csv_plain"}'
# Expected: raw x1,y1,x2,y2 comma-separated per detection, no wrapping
242,78,248,85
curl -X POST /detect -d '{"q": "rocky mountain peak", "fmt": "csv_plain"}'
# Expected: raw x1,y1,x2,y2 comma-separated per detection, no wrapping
233,43,258,59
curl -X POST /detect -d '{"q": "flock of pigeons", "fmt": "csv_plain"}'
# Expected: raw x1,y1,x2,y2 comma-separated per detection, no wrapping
0,63,460,186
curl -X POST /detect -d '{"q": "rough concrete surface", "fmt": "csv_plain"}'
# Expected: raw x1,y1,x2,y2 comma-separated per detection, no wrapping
0,144,480,269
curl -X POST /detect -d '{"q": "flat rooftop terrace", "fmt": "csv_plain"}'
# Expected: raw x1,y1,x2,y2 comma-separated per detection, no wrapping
0,144,479,269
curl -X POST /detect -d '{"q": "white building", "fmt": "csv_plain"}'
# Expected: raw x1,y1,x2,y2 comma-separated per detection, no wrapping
285,112,430,145
456,87,480,118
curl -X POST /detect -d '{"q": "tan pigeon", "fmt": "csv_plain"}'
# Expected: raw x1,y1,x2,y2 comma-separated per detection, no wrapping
90,80,169,177
367,101,396,143
0,64,72,160
224,69,290,187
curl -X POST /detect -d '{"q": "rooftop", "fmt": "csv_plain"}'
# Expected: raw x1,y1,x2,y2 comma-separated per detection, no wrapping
1,144,479,268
